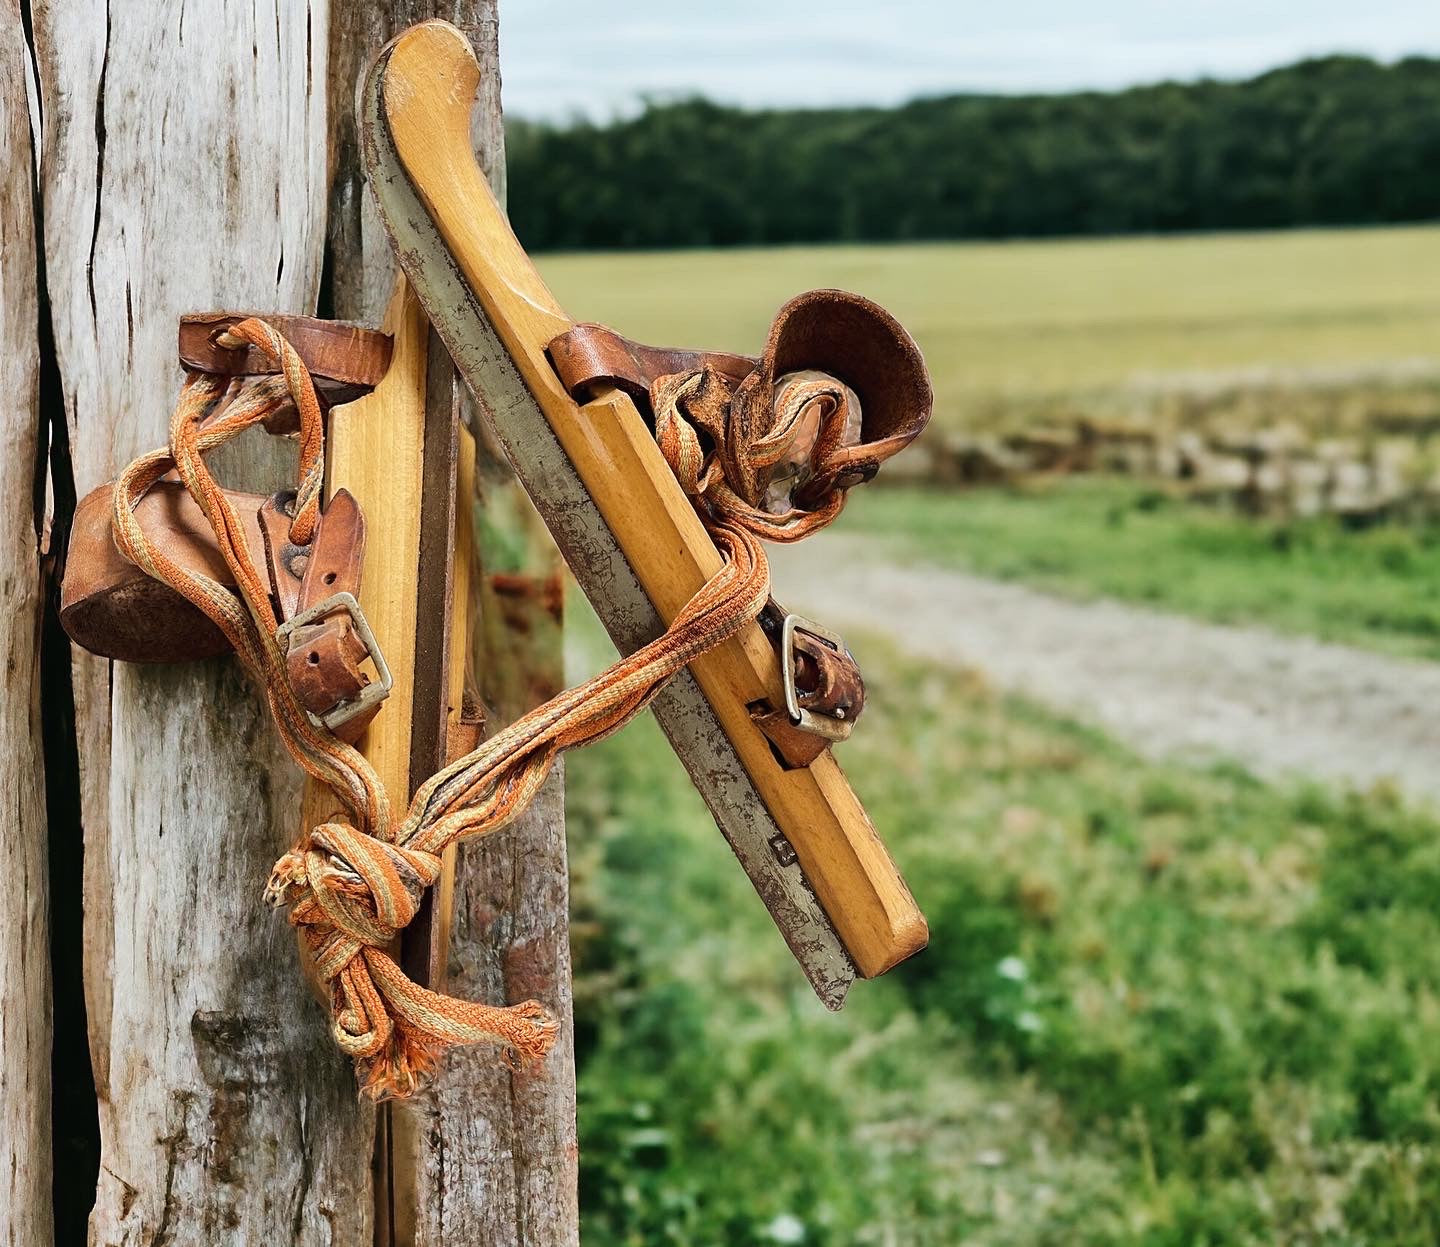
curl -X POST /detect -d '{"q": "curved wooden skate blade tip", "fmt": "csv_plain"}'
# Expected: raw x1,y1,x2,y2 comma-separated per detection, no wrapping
377,22,572,338
382,21,480,125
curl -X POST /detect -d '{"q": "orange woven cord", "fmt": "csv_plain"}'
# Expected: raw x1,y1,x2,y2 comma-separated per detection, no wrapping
650,368,848,541
111,318,838,1100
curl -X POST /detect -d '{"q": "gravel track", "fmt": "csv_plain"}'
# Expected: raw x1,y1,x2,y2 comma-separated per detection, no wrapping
769,535,1440,805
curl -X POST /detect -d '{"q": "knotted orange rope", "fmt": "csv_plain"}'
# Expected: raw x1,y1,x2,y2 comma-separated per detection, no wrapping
650,366,854,540
112,320,847,1099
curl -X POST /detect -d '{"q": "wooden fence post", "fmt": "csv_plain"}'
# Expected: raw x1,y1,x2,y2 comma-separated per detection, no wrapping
18,0,575,1241
32,2,375,1239
1,5,53,1242
396,413,576,1245
329,7,579,1240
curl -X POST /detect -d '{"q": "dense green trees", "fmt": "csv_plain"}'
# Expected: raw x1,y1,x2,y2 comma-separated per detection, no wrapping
506,56,1440,251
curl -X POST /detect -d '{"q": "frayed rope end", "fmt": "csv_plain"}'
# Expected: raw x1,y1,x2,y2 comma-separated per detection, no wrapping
357,1000,561,1102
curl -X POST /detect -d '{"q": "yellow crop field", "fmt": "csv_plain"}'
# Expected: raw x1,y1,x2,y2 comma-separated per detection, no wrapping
539,225,1440,431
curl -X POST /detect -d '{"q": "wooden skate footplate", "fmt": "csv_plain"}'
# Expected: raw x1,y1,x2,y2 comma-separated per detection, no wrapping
362,21,927,994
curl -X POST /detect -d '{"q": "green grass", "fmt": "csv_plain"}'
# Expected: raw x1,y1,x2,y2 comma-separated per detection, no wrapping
544,228,1440,1238
566,599,1440,1245
539,226,1440,434
836,479,1440,661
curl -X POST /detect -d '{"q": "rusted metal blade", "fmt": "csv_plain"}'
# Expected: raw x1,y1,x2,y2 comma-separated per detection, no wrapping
360,50,854,1009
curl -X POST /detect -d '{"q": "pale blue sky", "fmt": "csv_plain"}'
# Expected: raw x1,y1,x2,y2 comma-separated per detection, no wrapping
499,0,1440,120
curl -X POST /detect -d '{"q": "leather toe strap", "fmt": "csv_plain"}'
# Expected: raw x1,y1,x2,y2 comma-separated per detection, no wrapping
546,289,932,507
179,313,393,412
549,322,755,403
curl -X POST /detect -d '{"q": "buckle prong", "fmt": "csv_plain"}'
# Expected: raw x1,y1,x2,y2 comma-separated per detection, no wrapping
275,591,394,730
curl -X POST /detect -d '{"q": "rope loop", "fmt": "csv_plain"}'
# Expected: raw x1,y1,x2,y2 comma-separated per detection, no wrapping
213,317,328,545
114,317,823,1099
650,366,849,543
266,823,443,955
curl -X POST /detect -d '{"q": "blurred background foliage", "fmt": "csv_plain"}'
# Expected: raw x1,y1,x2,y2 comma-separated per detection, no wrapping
515,41,1440,1246
509,57,1440,252
565,598,1440,1245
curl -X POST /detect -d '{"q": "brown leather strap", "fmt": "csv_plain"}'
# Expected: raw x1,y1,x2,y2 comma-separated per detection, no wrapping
285,619,373,737
547,290,931,508
750,601,867,768
279,488,378,741
61,480,383,740
259,492,307,621
735,289,931,504
548,323,755,403
792,629,866,722
180,313,393,409
296,489,366,613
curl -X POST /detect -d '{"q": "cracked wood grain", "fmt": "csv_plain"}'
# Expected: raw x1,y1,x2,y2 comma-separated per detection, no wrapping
32,0,374,1239
1,2,53,1241
17,2,571,1241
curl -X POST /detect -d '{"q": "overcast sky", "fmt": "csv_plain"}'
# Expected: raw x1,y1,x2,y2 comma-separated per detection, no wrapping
499,0,1440,120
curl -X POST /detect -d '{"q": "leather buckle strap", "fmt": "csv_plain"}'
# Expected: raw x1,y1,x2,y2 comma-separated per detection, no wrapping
751,603,866,768
276,591,394,731
780,613,855,743
259,486,388,741
179,313,393,412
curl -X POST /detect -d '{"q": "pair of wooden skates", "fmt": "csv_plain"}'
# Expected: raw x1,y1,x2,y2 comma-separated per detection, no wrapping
60,21,934,1081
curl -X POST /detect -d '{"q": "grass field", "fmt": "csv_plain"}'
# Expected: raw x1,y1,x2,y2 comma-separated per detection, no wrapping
543,228,1440,655
539,226,1440,434
548,231,1440,1240
567,600,1440,1245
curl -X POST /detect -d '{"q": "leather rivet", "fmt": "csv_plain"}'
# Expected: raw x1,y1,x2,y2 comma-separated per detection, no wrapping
768,834,798,867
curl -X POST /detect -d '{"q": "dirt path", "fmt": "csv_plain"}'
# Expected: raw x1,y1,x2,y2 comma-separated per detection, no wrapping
769,534,1440,805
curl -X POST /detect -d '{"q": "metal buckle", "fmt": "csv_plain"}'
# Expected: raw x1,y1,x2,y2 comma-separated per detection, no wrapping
275,591,394,731
780,612,853,743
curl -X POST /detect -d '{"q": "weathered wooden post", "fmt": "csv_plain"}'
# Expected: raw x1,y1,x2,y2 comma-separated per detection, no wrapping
331,10,577,1243
1,7,52,1242
14,1,576,1242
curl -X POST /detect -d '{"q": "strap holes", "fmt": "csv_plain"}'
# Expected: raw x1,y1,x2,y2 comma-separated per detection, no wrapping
323,572,337,585
307,652,320,666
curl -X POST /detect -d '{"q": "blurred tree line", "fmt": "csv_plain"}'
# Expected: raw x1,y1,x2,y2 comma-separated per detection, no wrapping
506,56,1440,251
